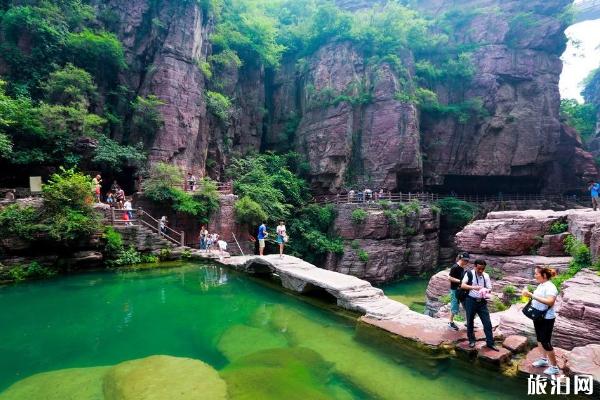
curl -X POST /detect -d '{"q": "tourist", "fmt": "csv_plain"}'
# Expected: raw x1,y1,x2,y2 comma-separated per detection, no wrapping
92,174,102,203
160,216,168,235
217,239,227,261
348,189,355,203
123,198,133,225
199,225,208,252
188,172,197,192
588,180,600,211
106,192,115,207
116,187,125,209
111,181,120,192
521,267,560,376
447,252,470,331
461,259,499,351
276,220,287,258
357,190,364,203
257,221,268,256
365,188,372,203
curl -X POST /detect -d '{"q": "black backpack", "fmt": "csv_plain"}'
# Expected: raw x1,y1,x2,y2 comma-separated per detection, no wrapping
456,270,487,301
455,270,472,302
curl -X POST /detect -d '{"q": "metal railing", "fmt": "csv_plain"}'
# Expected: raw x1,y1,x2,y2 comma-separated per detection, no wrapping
108,208,185,247
312,192,589,205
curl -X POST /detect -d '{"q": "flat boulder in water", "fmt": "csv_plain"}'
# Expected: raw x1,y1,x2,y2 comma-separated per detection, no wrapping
103,355,227,400
0,366,109,400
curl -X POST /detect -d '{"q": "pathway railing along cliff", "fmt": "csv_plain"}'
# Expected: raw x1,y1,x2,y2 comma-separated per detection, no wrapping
107,207,185,247
312,192,588,205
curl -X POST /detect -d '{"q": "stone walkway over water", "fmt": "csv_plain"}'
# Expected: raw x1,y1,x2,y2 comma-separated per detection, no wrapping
218,255,471,353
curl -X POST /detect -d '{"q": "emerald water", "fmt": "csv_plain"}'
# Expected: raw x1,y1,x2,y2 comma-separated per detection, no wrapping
381,277,429,313
0,262,527,399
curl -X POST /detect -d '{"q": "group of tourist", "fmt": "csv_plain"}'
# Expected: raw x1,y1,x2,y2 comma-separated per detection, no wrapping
197,225,228,260
257,220,288,258
344,188,389,203
447,252,560,376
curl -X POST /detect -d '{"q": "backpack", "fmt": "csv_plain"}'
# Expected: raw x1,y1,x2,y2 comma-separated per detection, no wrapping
455,270,472,302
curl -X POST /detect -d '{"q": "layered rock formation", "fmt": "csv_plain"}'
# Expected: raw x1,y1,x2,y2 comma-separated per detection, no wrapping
91,0,596,193
324,204,439,283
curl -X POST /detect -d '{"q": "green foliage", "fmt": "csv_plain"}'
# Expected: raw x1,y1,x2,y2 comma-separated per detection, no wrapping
286,204,344,263
197,60,213,79
550,235,591,289
490,297,508,312
42,64,97,107
234,196,267,226
8,261,56,282
439,294,451,304
357,249,369,263
0,132,13,158
103,227,124,260
351,208,368,225
502,284,517,296
486,266,503,280
66,29,126,83
548,221,568,235
0,169,100,244
350,240,360,250
131,95,164,140
142,163,218,222
228,152,310,222
206,90,232,122
109,246,142,267
92,135,146,172
435,197,478,229
560,99,597,142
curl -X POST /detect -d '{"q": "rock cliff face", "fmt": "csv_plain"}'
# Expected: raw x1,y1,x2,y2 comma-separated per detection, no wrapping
97,0,596,192
324,204,439,283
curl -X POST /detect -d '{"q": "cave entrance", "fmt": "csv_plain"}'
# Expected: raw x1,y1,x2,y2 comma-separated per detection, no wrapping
433,175,543,195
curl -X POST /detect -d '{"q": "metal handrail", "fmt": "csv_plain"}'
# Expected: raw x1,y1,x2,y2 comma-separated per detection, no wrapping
311,192,587,205
108,208,185,246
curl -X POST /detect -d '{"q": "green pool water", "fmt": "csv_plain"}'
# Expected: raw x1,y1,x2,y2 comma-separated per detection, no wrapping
0,262,528,399
381,277,429,313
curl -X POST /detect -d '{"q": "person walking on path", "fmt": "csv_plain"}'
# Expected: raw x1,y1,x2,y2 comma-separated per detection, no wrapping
521,267,560,376
257,222,268,256
461,259,499,351
199,225,208,252
160,216,167,236
92,175,102,203
116,187,125,209
124,198,133,226
188,173,197,192
447,252,470,331
589,180,600,211
276,221,287,258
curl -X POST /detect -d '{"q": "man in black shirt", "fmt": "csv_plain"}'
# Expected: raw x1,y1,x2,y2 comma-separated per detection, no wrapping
447,252,470,330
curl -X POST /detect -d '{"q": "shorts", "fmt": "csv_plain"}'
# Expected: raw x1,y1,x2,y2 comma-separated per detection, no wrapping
276,234,284,244
258,239,265,248
450,289,460,315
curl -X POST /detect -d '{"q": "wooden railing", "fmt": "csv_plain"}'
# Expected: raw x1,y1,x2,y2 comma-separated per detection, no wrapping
182,180,233,194
108,208,185,246
312,192,589,205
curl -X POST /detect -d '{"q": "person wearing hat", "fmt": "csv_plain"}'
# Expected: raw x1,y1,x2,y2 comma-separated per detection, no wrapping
447,252,470,331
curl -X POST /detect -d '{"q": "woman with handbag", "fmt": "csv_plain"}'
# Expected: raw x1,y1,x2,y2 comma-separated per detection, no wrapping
521,267,559,376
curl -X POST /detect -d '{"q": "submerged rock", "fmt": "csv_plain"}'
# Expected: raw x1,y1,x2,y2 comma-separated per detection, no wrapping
0,366,109,400
220,347,334,400
0,356,227,400
103,355,227,400
217,324,288,362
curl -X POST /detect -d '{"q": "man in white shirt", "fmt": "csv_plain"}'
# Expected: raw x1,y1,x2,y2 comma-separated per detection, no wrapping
460,259,498,351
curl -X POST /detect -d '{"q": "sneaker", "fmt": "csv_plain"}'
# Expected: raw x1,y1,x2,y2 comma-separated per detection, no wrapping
532,358,549,368
543,366,560,376
468,341,476,348
448,322,459,331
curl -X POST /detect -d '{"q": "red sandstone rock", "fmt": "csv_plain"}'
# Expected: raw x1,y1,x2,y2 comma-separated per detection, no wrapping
502,335,528,353
478,346,511,365
537,233,569,257
564,344,600,387
518,347,569,376
494,304,536,341
553,269,600,350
